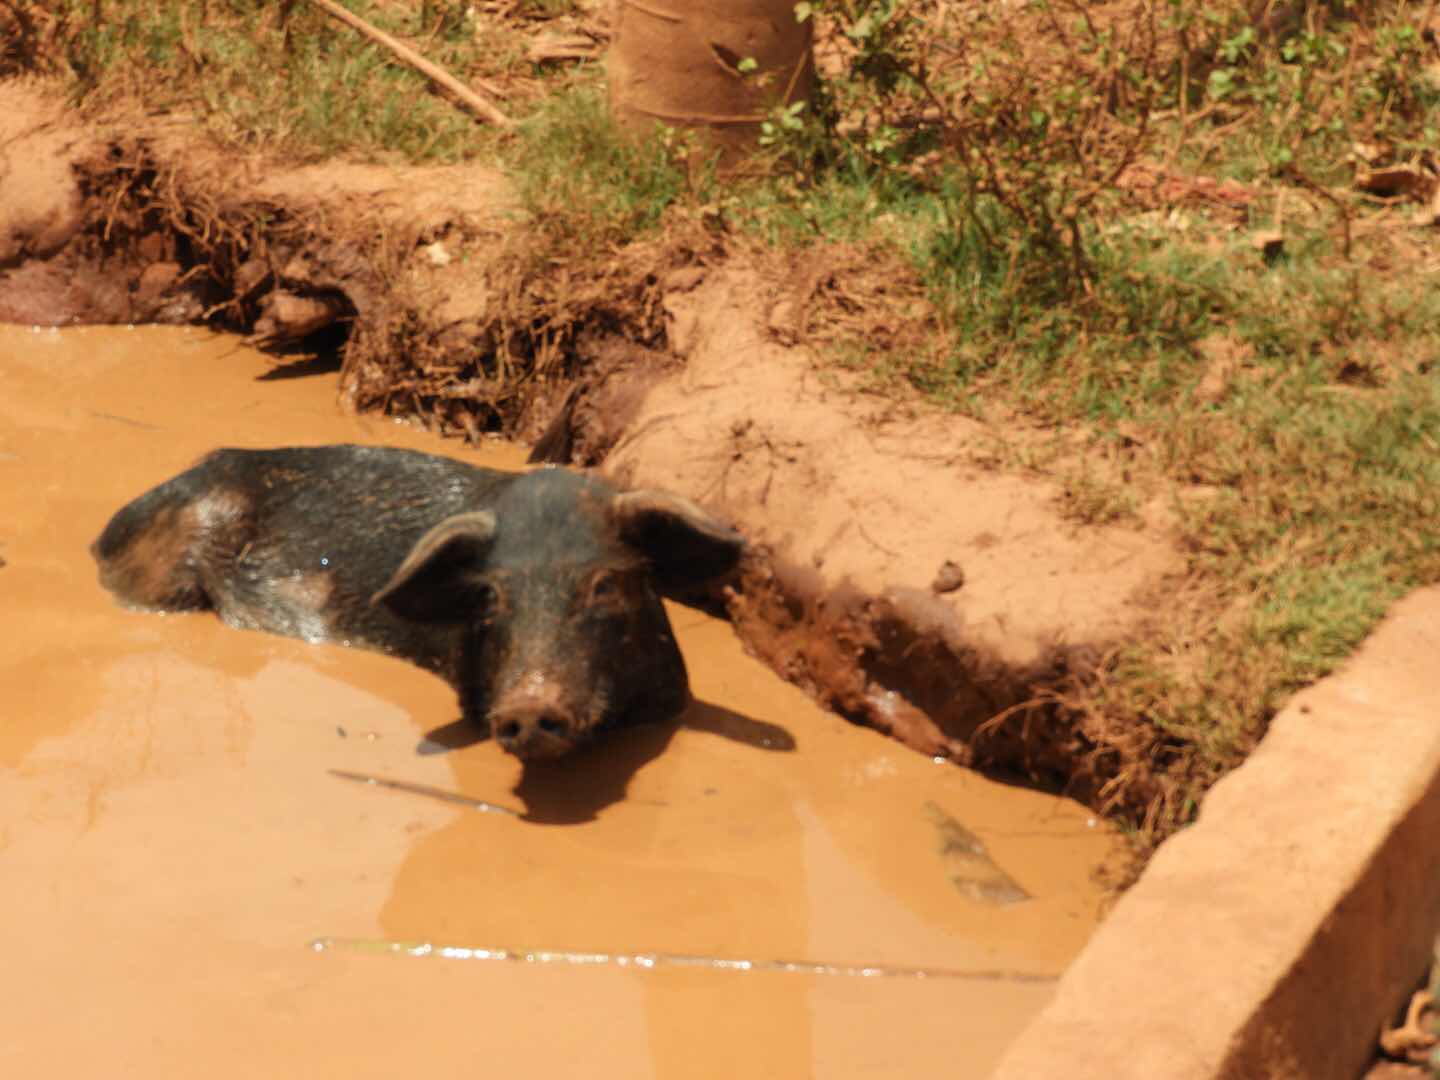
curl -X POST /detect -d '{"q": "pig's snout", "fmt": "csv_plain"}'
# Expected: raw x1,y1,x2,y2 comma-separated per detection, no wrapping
489,676,582,759
492,704,573,757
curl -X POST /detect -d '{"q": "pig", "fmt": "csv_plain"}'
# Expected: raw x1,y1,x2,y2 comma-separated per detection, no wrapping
92,444,744,759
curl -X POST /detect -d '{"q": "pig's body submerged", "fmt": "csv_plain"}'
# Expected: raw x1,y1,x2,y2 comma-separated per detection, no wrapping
93,445,744,759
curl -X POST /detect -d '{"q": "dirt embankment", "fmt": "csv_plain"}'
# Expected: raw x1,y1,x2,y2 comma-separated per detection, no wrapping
0,79,1182,819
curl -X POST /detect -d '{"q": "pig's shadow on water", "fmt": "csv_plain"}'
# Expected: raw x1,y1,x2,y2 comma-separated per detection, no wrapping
416,719,491,755
417,700,794,826
684,701,796,752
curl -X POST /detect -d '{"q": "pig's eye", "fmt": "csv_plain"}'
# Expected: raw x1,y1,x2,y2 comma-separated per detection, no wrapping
471,581,502,623
587,570,625,607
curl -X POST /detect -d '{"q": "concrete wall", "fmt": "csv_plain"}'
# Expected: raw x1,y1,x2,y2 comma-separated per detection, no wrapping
993,587,1440,1079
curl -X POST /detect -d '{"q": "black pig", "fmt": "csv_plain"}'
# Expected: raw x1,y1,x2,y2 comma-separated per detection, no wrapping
92,445,744,759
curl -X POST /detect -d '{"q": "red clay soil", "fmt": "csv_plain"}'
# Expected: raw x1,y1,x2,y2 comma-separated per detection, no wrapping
0,77,1182,808
0,80,110,323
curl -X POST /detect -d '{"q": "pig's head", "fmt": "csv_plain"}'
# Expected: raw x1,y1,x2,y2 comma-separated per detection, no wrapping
371,469,743,760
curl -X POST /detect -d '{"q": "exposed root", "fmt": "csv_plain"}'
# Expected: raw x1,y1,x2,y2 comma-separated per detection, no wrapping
1379,990,1438,1065
340,212,722,440
725,555,1136,808
6,116,716,442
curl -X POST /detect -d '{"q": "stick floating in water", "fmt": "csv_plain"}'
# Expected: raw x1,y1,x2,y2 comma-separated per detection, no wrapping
327,768,520,817
309,937,1059,983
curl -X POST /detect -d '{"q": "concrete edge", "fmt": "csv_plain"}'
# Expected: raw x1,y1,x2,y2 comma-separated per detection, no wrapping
991,586,1440,1079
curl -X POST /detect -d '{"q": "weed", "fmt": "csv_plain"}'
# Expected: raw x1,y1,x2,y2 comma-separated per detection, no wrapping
507,86,707,248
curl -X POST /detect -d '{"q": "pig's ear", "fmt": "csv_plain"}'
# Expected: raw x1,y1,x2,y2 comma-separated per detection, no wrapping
372,511,498,624
612,490,744,593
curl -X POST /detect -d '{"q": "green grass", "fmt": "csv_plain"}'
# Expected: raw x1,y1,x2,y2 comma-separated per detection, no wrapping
506,87,704,248
37,0,537,162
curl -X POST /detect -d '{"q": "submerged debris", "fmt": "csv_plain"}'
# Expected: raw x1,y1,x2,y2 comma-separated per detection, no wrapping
327,768,520,816
930,560,966,594
926,801,1031,906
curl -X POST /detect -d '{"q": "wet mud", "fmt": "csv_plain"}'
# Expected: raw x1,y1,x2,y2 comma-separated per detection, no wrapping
2,325,1118,1076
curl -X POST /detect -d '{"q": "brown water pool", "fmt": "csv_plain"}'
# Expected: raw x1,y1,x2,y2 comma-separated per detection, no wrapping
0,325,1117,1077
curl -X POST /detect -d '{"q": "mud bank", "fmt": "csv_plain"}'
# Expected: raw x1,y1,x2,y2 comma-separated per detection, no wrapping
0,78,1181,818
594,268,1176,796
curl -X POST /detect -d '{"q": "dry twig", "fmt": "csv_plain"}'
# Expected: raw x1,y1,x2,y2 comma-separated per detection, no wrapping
306,0,512,128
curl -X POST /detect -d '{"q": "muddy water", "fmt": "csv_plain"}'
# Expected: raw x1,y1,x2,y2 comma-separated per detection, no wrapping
0,325,1117,1078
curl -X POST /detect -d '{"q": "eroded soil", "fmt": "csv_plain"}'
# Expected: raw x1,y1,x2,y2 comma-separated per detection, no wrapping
0,325,1118,1077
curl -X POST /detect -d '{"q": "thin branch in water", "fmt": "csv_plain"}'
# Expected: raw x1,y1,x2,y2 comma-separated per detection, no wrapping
328,767,520,816
311,936,1063,982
